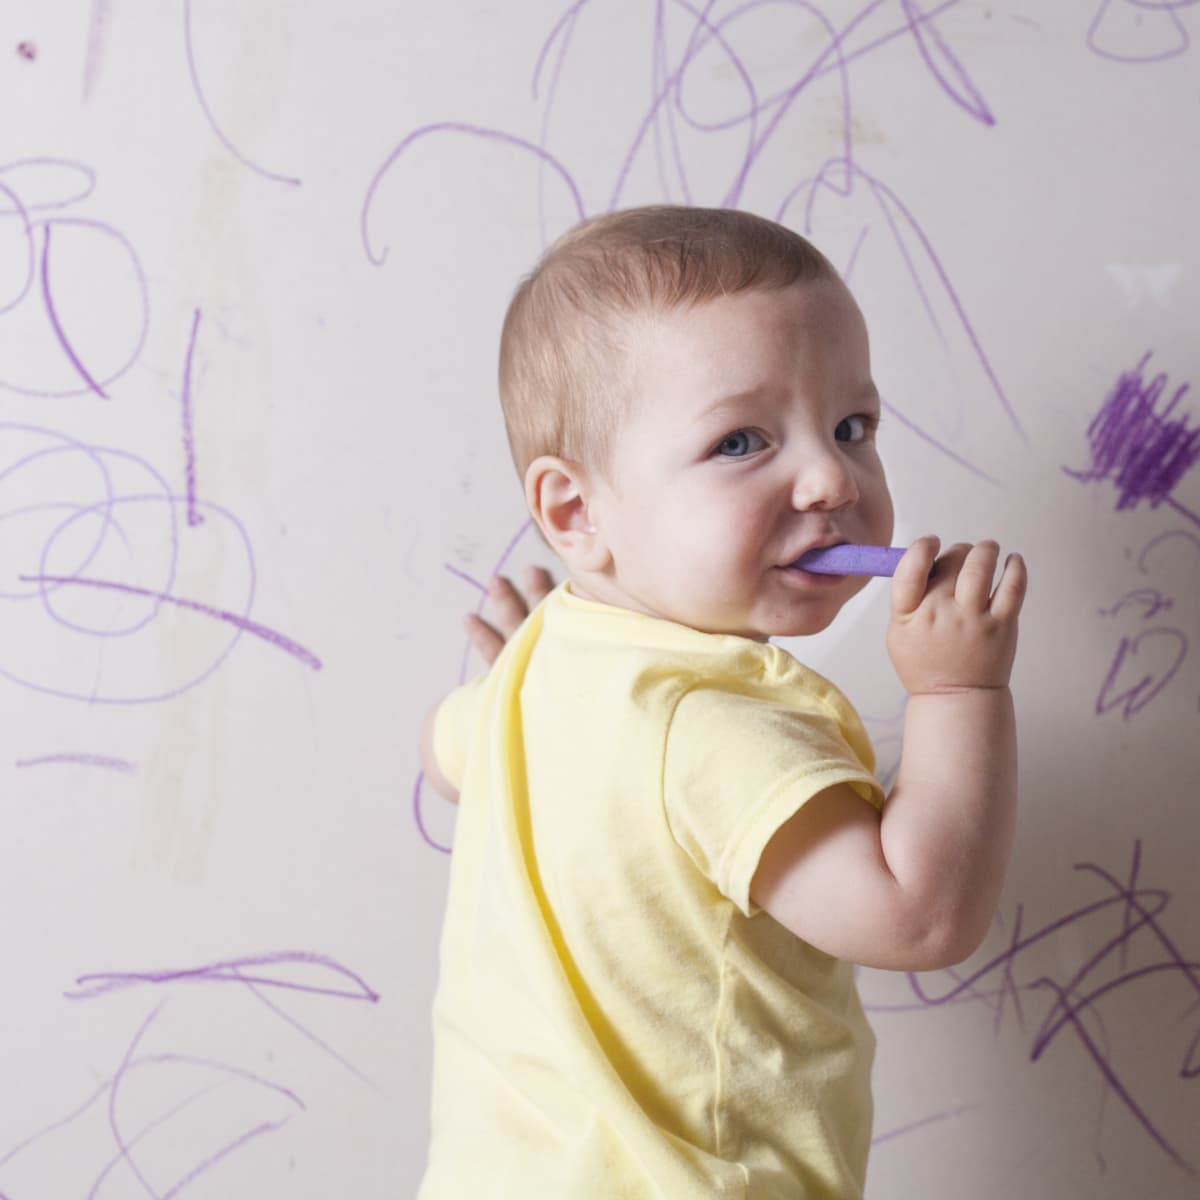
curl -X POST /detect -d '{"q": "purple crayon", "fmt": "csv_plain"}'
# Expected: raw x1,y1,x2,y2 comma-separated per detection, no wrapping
795,544,906,576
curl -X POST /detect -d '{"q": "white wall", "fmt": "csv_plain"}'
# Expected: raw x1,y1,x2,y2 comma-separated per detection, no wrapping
1,2,1198,1197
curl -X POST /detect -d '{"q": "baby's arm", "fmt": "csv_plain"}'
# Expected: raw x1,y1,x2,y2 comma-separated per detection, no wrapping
751,538,1027,971
418,567,555,805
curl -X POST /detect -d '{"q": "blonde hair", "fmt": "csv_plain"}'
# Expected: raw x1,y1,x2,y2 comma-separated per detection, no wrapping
497,205,834,479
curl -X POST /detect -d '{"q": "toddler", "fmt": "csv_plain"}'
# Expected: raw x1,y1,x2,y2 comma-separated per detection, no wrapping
417,206,1026,1198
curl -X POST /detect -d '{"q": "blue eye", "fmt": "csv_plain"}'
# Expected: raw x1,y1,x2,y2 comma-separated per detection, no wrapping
715,430,766,458
835,415,876,443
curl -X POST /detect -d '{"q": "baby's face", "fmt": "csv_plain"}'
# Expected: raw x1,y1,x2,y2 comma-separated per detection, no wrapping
583,277,894,639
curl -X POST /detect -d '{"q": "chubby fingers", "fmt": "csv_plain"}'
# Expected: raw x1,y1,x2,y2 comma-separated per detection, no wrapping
891,535,939,615
954,540,1000,610
990,551,1028,621
893,537,1027,620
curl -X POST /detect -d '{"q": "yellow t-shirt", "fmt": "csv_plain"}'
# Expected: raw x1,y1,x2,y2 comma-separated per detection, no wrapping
420,584,885,1199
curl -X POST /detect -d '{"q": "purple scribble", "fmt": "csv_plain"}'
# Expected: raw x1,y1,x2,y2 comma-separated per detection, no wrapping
180,308,205,527
367,1,1024,487
866,840,1200,1173
1087,0,1195,63
16,41,36,62
0,168,149,398
64,952,382,1112
444,562,487,594
361,122,585,267
0,1001,306,1199
1065,351,1200,525
1093,529,1199,720
0,423,312,703
67,950,380,1003
872,1102,976,1146
413,769,453,855
1095,626,1187,718
21,571,323,671
182,0,302,187
16,752,136,773
39,222,109,398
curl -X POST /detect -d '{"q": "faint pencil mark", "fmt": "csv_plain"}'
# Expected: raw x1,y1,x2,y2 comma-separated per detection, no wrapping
16,753,136,773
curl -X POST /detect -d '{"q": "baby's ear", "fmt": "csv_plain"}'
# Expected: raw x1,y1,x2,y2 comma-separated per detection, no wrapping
524,456,610,572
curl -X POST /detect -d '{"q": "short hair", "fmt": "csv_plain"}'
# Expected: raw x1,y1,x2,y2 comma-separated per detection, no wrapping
497,205,835,479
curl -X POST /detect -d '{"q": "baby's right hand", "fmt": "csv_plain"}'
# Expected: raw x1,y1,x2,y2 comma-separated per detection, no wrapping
464,566,555,665
886,537,1027,695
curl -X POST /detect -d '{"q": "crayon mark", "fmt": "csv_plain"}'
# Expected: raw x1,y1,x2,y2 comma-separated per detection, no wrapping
1,953,380,1194
15,753,136,773
182,0,302,188
867,840,1200,1172
1087,0,1196,63
20,572,323,671
1093,529,1200,721
370,1,1023,489
39,223,108,399
0,162,149,399
1065,351,1200,525
0,1001,305,1198
872,1102,976,1146
180,308,205,527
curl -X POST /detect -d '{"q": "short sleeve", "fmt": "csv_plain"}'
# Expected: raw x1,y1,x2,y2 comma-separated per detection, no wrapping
663,686,884,917
432,674,487,792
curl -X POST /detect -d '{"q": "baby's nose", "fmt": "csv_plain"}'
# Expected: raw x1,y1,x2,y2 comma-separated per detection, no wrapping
791,450,859,511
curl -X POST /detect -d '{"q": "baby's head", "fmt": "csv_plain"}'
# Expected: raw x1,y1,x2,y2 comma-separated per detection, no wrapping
498,205,894,640
499,206,832,481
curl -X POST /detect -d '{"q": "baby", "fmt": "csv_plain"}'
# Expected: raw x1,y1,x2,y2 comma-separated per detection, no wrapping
417,206,1026,1198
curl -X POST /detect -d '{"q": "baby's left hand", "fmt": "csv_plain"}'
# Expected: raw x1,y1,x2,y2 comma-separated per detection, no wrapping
886,537,1027,695
465,566,555,665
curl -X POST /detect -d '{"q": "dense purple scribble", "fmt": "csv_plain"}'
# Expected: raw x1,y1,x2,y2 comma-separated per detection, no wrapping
865,840,1200,1172
16,752,136,773
1087,0,1195,63
180,308,205,527
182,0,302,187
1066,352,1200,524
21,571,323,671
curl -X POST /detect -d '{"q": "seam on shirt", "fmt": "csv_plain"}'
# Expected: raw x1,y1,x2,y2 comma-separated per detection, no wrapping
709,908,734,1161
